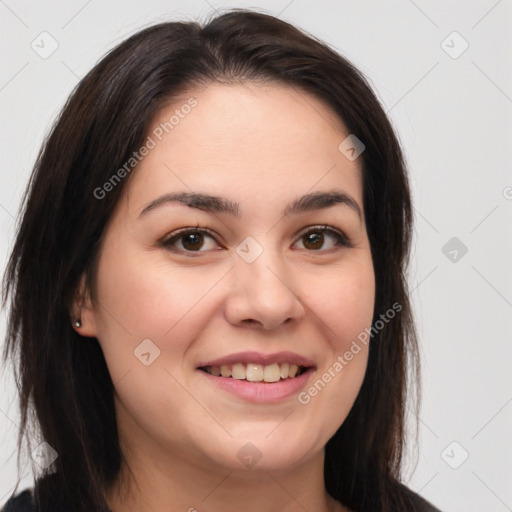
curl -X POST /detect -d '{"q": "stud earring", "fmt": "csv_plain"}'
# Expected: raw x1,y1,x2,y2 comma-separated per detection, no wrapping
75,319,82,328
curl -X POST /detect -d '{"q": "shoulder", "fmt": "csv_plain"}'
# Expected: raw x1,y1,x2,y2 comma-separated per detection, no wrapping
395,481,443,512
1,489,36,512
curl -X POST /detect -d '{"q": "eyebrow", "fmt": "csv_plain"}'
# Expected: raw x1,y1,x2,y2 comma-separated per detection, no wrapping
138,189,362,220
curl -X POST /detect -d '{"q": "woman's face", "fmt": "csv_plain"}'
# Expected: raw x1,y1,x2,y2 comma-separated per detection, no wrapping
79,82,375,473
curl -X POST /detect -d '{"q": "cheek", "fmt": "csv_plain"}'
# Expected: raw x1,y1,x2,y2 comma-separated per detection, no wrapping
92,243,231,368
294,255,374,422
91,250,229,438
302,254,376,347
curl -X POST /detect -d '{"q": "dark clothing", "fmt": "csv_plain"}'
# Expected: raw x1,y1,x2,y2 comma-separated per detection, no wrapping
1,491,33,512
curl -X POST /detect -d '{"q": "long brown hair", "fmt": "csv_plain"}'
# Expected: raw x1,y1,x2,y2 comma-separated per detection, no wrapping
2,9,422,511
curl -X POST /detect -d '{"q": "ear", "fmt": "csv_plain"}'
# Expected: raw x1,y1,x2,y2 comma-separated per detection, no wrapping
70,273,98,338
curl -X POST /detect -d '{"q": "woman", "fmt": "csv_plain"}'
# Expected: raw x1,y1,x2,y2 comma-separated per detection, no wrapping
1,8,442,512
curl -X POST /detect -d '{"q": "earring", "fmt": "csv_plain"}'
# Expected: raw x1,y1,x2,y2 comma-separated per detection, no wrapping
74,319,82,328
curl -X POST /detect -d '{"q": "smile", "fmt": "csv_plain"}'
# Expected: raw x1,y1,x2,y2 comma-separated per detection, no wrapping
196,351,316,403
199,362,308,382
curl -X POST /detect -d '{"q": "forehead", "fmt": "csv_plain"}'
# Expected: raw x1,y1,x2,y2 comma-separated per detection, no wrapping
122,81,363,219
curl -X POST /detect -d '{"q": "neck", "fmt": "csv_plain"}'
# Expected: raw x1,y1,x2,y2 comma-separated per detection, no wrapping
104,407,346,512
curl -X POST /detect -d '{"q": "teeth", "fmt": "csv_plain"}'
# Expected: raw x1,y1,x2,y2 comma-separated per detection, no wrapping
246,364,263,382
263,363,281,382
232,363,246,380
203,362,306,382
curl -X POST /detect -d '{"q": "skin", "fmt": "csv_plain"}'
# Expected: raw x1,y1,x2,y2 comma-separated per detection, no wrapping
73,81,375,512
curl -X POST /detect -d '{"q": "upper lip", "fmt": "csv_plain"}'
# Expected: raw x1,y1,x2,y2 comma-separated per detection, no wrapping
196,351,316,369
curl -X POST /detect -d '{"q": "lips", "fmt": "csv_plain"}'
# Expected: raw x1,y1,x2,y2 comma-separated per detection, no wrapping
196,351,316,402
196,351,315,382
201,362,306,382
196,350,315,370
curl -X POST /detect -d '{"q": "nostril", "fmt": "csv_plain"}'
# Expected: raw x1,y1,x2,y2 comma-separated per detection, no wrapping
242,319,261,326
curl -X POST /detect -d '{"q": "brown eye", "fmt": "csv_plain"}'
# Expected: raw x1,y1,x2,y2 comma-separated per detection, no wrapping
295,226,351,251
181,232,204,251
162,229,220,253
303,232,324,250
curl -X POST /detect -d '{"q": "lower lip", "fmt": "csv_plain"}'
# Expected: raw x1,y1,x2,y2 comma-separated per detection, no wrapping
197,369,314,403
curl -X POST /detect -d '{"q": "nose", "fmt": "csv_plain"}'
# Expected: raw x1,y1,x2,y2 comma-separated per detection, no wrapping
224,244,306,331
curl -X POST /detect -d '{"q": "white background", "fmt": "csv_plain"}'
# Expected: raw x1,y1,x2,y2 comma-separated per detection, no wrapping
1,1,511,511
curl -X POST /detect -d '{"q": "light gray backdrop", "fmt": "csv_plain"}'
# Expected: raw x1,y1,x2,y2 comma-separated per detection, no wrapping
1,1,511,511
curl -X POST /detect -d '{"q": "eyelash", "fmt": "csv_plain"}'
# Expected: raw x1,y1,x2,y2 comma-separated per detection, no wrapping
161,224,353,255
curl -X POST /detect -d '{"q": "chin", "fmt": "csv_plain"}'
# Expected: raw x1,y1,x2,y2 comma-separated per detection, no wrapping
200,431,322,474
